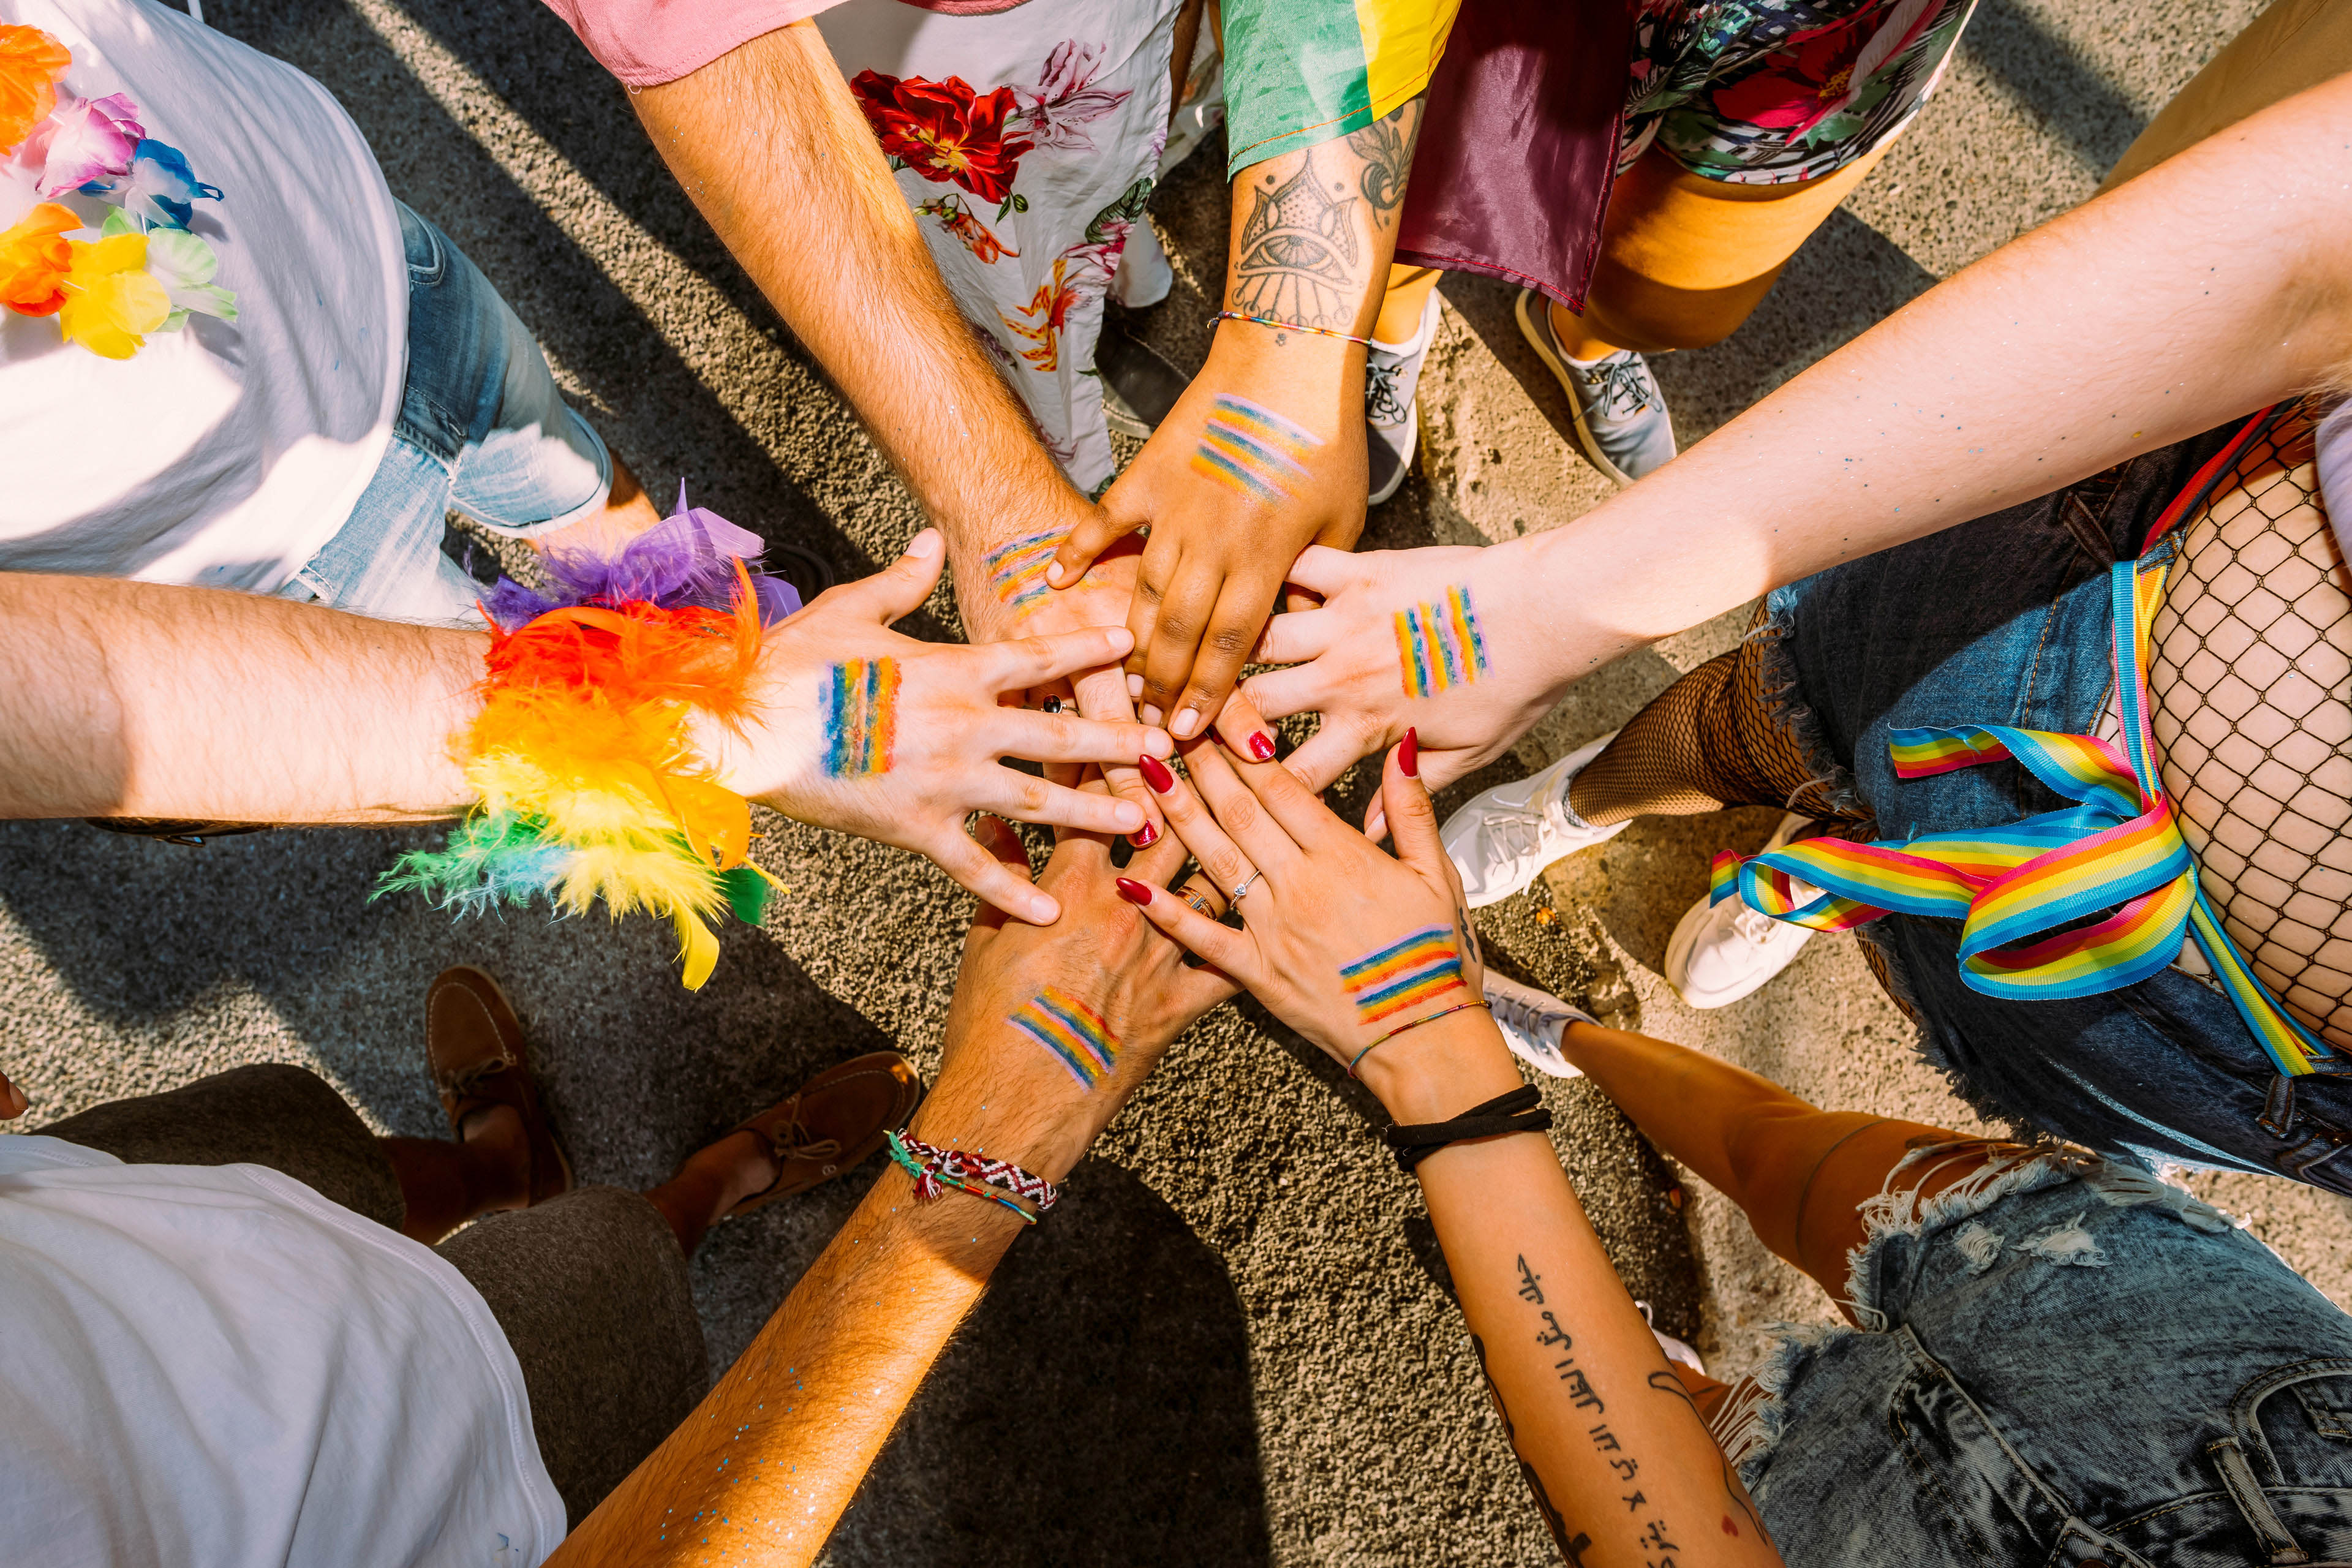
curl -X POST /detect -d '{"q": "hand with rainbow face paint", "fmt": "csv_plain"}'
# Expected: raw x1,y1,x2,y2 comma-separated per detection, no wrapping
699,530,1176,925
1114,730,1493,1086
1045,326,1370,747
1213,539,1570,840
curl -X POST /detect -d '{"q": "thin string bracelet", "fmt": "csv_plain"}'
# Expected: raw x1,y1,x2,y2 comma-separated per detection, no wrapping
1348,999,1491,1078
1213,310,1376,349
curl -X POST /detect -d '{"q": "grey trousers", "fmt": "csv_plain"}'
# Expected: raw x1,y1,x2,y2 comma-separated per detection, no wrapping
39,1063,708,1525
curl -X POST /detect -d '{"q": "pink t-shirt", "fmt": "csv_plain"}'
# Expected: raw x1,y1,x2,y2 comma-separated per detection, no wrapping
543,0,1032,87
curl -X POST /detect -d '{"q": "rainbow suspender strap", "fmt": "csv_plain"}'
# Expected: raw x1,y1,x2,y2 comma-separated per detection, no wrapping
1708,412,2335,1077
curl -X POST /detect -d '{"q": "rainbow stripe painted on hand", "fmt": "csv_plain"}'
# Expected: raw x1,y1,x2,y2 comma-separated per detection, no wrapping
1011,986,1121,1088
1191,396,1322,503
1395,585,1488,697
983,529,1062,616
822,658,900,777
1342,925,1466,1027
378,495,797,991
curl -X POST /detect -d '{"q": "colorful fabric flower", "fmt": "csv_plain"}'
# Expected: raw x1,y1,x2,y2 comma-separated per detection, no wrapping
0,200,76,315
851,69,1033,205
56,232,170,358
32,91,143,195
916,194,1018,264
1711,6,1918,137
141,225,236,327
118,139,222,228
1009,41,1131,154
0,25,69,154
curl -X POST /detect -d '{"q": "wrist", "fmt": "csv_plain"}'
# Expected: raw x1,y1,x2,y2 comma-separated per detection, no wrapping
1354,1008,1525,1123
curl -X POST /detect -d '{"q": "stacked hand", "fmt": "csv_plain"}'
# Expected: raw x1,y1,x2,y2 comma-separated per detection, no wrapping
1112,730,1491,1096
1048,330,1368,745
705,529,1172,925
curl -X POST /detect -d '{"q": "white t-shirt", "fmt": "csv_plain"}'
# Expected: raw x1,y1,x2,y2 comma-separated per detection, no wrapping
0,0,405,592
0,1135,568,1567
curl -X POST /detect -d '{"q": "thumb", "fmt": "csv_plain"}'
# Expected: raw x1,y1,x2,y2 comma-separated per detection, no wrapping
833,528,946,627
1049,489,1146,590
1381,729,1453,889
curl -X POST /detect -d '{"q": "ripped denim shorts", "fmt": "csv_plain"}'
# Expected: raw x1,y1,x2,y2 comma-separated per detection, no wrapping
1713,1142,2352,1565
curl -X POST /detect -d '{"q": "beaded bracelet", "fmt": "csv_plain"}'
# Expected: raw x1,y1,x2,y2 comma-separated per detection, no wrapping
1348,999,1491,1078
1212,310,1376,349
886,1129,1061,1225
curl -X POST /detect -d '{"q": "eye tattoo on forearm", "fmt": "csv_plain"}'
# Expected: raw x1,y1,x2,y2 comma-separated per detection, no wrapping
1191,395,1322,505
1395,585,1490,698
1340,925,1466,1025
983,528,1062,616
1009,986,1120,1089
821,657,900,777
1231,144,1362,329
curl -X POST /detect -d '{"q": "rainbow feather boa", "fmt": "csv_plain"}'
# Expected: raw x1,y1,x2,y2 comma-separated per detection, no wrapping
380,496,802,989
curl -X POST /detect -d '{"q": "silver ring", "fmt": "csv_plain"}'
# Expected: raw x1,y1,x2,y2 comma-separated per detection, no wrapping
1230,872,1259,903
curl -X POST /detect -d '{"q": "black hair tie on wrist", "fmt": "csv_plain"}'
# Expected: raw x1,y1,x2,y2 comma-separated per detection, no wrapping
1382,1085,1553,1172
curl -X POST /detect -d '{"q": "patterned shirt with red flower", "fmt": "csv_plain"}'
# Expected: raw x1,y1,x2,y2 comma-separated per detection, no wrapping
1623,0,1979,185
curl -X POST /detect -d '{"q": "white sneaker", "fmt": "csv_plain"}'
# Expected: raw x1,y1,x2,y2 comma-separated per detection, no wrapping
1637,1301,1707,1376
1442,731,1629,908
1482,972,1594,1079
1664,812,1818,1009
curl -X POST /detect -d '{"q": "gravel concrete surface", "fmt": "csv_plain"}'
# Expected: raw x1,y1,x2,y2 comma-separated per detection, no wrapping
7,2,2344,1564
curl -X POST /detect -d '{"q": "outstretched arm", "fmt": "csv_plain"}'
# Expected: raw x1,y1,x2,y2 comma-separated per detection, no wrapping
548,817,1234,1566
0,573,478,823
1238,70,2352,796
628,21,1101,635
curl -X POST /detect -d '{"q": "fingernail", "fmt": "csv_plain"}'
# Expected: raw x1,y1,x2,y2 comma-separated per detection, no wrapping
904,528,942,559
1046,560,1065,584
1172,708,1199,738
1030,895,1060,922
1130,821,1159,848
1248,732,1276,762
1400,727,1420,778
1126,674,1145,698
1140,704,1164,726
1139,753,1175,793
1115,877,1153,905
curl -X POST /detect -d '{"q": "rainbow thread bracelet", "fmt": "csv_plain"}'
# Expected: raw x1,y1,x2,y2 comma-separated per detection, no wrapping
1212,310,1376,349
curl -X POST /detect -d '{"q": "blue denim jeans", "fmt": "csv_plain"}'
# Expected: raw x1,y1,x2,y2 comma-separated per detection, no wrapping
1764,423,2352,1190
284,202,609,624
1736,1147,2352,1566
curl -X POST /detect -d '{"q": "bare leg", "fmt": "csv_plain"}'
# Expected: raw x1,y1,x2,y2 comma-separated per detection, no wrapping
381,1104,532,1245
1373,263,1441,344
1555,1020,1970,1306
639,1130,779,1260
525,448,664,562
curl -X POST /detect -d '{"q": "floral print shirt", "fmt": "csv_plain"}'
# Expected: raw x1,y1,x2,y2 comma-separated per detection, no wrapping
1623,0,1980,184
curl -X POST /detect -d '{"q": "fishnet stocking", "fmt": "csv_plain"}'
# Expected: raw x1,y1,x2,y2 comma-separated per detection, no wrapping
2150,410,2352,1054
1568,623,1869,830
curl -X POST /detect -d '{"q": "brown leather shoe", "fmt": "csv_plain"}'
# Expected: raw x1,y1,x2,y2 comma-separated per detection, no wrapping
426,966,573,1208
722,1051,923,1220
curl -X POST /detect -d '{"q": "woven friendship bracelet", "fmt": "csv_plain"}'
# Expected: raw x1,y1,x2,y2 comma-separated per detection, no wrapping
1382,1085,1554,1173
1347,999,1491,1078
885,1129,1061,1225
1212,311,1376,349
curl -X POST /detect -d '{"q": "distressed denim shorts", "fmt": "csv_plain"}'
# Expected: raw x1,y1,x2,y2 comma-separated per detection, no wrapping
1719,1144,2352,1566
1759,420,2352,1191
282,201,609,625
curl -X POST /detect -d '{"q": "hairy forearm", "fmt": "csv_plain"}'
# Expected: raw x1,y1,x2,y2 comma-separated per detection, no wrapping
631,23,1091,622
1524,75,2352,679
0,575,477,822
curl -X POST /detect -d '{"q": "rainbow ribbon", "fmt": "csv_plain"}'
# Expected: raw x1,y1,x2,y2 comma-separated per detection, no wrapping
1713,504,2333,1077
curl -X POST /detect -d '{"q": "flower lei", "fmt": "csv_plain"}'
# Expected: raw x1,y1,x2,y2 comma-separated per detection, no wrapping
0,24,236,360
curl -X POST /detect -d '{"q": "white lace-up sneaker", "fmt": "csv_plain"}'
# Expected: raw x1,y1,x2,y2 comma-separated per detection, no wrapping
1442,731,1629,908
1482,971,1594,1078
1664,812,1819,1009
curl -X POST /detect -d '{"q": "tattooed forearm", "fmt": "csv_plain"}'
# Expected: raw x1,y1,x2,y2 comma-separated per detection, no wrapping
1472,1332,1594,1566
1343,99,1423,222
1523,1275,1694,1566
1231,145,1363,327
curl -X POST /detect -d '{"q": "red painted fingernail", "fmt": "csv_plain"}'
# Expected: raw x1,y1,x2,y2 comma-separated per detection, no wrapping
1138,754,1175,794
1248,732,1276,762
1115,878,1153,905
1130,821,1159,848
1400,728,1420,778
